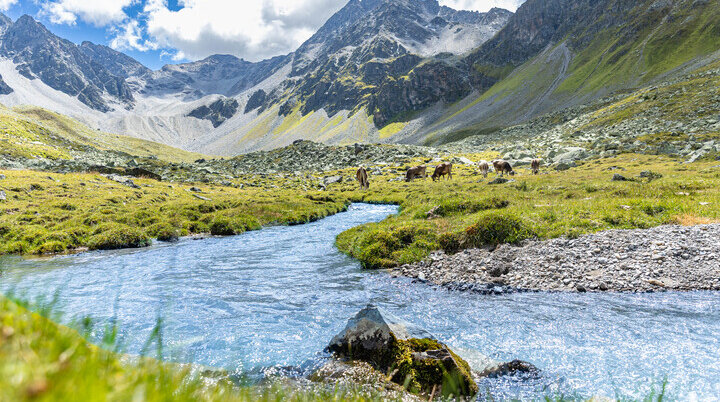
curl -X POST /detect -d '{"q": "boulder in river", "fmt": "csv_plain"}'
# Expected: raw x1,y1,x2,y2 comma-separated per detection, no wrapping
326,304,478,397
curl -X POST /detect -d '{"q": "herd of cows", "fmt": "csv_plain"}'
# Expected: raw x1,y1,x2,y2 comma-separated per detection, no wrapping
355,158,542,189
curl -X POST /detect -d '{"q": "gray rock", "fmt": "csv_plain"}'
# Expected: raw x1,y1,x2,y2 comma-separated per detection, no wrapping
323,175,343,185
0,190,5,201
0,174,5,180
488,177,510,185
104,174,140,189
328,305,435,352
612,173,629,181
479,360,540,379
554,162,576,171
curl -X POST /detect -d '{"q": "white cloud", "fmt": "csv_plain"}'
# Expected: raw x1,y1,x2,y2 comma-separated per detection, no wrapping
34,0,526,63
439,0,525,12
142,0,346,62
0,0,18,12
41,0,136,27
110,20,157,52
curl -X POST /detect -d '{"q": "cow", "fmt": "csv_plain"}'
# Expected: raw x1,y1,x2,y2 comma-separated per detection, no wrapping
356,167,369,190
432,163,453,181
406,166,427,182
492,160,514,176
478,161,490,178
531,159,541,175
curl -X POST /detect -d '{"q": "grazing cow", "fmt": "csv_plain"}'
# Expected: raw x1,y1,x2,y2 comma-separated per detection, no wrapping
492,160,514,176
478,161,490,178
356,167,369,190
432,163,453,181
406,166,427,182
531,159,541,175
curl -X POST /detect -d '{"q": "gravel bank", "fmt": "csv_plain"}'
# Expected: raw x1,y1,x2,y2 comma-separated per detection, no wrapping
392,224,720,293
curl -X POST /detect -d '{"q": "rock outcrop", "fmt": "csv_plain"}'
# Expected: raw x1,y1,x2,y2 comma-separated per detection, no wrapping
187,98,239,128
327,304,478,397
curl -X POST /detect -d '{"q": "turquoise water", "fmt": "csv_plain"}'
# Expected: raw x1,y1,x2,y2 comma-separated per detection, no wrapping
1,203,719,399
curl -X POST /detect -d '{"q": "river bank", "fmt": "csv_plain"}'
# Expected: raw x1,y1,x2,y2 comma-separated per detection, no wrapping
392,223,720,293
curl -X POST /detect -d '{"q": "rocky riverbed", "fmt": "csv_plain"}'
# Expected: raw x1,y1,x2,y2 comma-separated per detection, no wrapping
392,224,720,293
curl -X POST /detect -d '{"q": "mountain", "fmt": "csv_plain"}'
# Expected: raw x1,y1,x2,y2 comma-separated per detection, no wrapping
0,15,134,112
408,0,720,144
0,0,718,156
263,0,512,126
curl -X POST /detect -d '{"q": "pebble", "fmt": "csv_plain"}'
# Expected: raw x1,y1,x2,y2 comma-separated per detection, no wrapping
392,224,720,293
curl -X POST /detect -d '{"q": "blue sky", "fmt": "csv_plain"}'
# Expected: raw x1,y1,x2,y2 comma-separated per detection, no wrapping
1,0,525,70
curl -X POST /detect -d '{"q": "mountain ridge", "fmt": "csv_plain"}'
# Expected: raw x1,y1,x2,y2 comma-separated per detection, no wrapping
0,0,718,156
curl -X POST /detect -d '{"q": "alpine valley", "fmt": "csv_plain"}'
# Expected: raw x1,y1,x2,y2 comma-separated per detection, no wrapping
0,0,716,157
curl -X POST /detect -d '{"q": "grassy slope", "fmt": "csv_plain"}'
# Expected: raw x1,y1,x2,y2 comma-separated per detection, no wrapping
428,0,720,145
1,105,208,163
0,169,347,256
556,0,720,95
335,154,720,268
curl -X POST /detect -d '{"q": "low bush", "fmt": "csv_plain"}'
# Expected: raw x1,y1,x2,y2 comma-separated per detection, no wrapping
209,214,261,236
463,211,534,247
354,225,438,269
87,224,151,250
148,222,181,242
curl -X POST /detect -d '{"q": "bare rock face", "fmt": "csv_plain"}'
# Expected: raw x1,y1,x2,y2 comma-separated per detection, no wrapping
0,15,134,112
327,304,478,397
187,98,239,128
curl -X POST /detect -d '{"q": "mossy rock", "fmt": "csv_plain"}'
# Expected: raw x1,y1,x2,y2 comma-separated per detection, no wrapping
327,305,478,397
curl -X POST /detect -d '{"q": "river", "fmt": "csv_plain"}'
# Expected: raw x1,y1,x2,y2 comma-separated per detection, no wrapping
1,203,719,399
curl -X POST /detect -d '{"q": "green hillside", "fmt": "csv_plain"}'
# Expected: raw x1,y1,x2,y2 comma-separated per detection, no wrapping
0,105,208,164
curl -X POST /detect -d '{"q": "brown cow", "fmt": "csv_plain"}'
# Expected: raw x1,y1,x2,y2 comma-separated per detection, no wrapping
492,160,514,176
356,167,369,190
478,161,490,178
432,162,453,181
531,159,541,175
406,166,427,182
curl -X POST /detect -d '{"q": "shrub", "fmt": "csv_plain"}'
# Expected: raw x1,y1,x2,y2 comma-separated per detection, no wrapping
148,222,180,242
355,225,437,268
438,232,461,254
3,241,29,254
38,241,67,255
87,224,151,250
185,221,209,234
209,214,261,236
463,211,533,247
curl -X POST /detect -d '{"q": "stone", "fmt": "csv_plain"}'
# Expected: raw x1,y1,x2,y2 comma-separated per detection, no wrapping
0,190,5,201
488,177,509,185
104,174,140,189
554,162,576,171
323,175,343,185
0,174,5,180
479,360,541,379
327,304,478,396
188,187,203,192
487,263,510,277
612,174,629,181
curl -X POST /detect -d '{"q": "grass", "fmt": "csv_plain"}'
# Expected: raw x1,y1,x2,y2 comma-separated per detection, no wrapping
0,169,348,256
333,154,720,268
3,153,720,267
2,105,208,163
